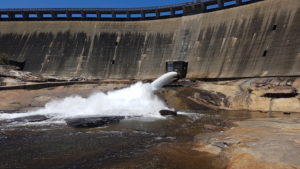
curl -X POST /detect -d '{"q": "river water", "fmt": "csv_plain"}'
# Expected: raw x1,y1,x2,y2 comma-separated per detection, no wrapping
0,109,270,169
0,73,283,169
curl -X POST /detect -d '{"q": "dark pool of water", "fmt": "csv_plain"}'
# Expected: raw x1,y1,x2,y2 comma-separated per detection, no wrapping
0,109,286,169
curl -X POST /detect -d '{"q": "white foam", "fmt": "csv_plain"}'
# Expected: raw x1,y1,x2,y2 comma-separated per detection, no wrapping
0,72,178,125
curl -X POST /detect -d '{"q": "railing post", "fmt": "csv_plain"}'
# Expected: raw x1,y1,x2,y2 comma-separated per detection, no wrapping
236,0,242,5
23,13,29,19
182,6,186,15
155,10,159,18
200,2,206,12
51,13,57,19
81,12,86,19
112,12,116,19
217,0,224,9
8,13,15,19
126,12,130,19
141,11,145,19
37,13,43,19
171,8,175,16
191,4,196,10
96,12,101,19
67,12,72,19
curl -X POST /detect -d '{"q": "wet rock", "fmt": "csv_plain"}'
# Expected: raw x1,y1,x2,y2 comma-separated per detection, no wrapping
218,118,300,169
33,96,56,102
9,102,22,109
159,110,177,116
0,133,8,143
211,141,229,148
193,144,222,155
156,88,214,111
204,124,220,130
65,116,125,128
192,90,230,107
0,132,7,136
12,115,49,122
31,95,57,107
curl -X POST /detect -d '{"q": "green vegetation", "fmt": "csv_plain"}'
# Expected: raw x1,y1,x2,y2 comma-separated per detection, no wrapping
0,53,9,65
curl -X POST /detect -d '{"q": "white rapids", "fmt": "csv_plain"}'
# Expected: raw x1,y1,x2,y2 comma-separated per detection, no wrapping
0,72,178,125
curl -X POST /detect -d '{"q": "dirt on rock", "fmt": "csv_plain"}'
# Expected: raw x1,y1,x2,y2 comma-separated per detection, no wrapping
194,117,300,169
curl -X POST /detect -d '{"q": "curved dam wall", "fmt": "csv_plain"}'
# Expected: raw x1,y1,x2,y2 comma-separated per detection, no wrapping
0,0,299,79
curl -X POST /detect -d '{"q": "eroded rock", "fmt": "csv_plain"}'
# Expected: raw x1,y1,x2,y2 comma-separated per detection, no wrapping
193,144,221,155
211,141,229,148
203,124,221,131
192,77,300,113
193,90,229,107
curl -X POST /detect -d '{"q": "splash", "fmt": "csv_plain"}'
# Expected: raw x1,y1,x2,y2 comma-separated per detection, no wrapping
0,72,178,125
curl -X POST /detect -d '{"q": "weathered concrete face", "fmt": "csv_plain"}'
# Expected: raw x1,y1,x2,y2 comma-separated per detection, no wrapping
0,0,299,79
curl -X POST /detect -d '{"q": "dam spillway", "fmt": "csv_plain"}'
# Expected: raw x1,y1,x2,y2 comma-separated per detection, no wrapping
0,0,299,79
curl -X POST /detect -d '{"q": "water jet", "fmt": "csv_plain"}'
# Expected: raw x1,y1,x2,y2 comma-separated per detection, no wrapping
0,72,179,127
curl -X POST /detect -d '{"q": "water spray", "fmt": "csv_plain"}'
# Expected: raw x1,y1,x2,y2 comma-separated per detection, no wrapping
0,72,178,126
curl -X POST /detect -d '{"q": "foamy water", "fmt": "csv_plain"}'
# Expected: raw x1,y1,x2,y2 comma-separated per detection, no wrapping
0,72,178,125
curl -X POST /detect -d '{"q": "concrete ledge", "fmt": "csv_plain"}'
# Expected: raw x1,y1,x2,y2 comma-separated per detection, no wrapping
0,79,138,90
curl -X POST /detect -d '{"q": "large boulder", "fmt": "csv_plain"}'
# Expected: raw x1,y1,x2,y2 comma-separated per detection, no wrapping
65,116,125,128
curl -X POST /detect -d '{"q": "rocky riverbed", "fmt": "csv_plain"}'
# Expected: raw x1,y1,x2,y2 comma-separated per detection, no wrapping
0,82,299,169
0,66,300,169
158,77,300,113
193,117,300,169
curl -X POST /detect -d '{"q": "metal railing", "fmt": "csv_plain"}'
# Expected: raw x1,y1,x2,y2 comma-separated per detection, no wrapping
0,1,200,12
0,0,260,21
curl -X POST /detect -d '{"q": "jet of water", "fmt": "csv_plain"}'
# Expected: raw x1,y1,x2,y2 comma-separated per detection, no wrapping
151,72,178,90
0,72,178,124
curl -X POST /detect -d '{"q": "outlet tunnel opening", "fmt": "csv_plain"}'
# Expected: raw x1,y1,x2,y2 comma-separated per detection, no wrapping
166,61,188,79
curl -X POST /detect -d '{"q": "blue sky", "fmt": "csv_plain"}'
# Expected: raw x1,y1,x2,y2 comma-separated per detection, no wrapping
0,0,194,8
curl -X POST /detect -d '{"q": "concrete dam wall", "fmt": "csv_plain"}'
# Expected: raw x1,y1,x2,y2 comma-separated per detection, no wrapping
0,0,299,79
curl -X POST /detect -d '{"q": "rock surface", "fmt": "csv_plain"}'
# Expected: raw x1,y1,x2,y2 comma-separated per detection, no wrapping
203,124,221,131
0,65,38,80
193,144,221,155
194,117,300,169
65,116,125,128
191,77,300,113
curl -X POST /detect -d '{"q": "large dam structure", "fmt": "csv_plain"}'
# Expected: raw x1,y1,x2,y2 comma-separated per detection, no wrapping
1,1,300,168
0,0,299,79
